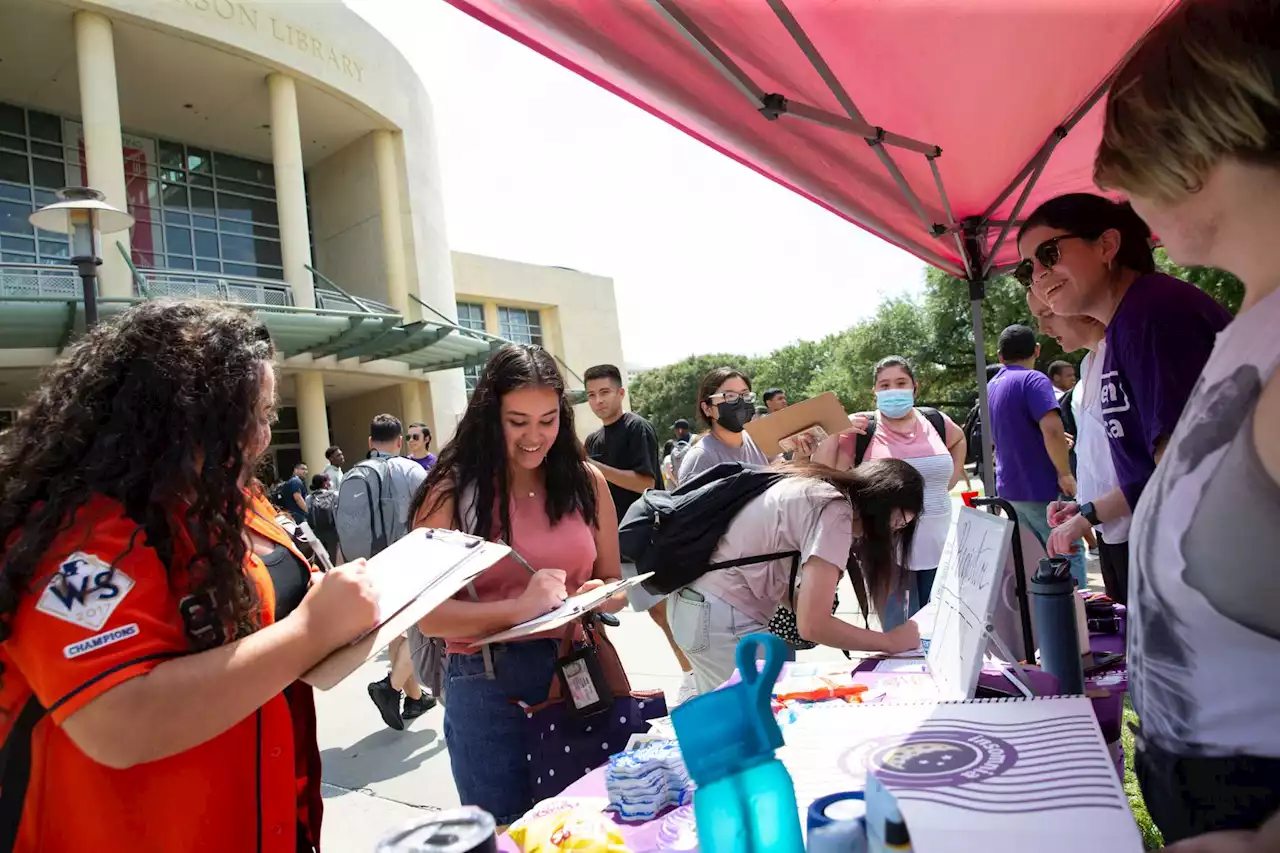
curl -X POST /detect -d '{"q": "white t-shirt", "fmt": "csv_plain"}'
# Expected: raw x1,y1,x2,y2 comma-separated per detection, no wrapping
692,478,855,625
1075,345,1130,542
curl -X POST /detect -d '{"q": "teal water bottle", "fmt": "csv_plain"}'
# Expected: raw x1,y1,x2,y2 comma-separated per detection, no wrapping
670,633,804,853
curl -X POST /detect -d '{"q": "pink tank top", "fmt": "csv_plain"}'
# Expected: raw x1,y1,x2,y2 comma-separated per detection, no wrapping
448,491,597,652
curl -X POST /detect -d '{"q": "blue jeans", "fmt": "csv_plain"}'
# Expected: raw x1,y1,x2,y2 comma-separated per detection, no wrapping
444,639,559,825
881,568,937,630
1009,500,1088,589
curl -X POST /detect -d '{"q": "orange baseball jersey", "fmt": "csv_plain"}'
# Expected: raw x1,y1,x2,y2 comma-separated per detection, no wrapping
0,492,322,852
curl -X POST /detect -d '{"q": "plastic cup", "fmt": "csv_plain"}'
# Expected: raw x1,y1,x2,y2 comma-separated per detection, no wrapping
960,490,979,508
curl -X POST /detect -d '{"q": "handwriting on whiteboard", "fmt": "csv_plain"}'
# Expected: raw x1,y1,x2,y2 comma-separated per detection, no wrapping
954,521,1001,592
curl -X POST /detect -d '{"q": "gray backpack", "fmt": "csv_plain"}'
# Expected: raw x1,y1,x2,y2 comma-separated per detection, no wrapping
336,456,414,560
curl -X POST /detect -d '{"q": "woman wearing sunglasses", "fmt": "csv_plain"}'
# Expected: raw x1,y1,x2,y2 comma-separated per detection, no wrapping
1014,193,1231,563
674,366,769,482
1090,1,1280,846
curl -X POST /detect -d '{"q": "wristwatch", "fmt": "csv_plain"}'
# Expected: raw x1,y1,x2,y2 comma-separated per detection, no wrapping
1079,501,1101,526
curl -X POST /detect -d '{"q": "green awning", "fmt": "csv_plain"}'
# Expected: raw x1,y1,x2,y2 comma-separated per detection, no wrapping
0,295,492,376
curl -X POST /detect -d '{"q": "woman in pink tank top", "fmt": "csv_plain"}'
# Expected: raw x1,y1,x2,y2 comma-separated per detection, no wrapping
407,345,625,826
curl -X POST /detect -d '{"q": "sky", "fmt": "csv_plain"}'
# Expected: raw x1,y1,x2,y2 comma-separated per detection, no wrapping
347,0,927,370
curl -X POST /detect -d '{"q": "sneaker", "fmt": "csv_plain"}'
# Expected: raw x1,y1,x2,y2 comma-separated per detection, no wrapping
675,671,699,706
402,693,437,720
368,676,405,731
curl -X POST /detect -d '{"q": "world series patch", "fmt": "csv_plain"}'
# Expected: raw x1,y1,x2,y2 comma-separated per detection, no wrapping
36,552,135,631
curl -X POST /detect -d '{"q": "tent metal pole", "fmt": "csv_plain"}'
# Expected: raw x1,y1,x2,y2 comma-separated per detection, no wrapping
782,100,939,156
648,0,767,107
963,228,996,500
981,133,1062,277
979,80,1113,225
766,0,938,232
928,154,971,279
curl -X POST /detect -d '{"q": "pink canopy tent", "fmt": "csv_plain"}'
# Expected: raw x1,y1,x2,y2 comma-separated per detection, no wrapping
443,0,1181,490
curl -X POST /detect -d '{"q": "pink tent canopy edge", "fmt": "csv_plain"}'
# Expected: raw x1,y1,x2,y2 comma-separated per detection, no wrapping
440,0,1182,276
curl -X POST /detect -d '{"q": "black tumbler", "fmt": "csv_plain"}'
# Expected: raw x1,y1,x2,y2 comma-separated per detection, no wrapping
1029,556,1085,695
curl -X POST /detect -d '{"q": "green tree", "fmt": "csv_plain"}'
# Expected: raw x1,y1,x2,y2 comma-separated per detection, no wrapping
1155,248,1243,314
631,253,1241,432
750,337,836,406
628,352,758,437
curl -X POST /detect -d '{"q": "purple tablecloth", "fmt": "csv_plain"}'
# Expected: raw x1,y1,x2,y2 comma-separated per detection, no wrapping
500,616,1128,852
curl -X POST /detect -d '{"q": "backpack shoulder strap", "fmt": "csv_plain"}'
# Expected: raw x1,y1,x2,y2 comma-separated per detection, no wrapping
918,406,947,444
854,413,878,466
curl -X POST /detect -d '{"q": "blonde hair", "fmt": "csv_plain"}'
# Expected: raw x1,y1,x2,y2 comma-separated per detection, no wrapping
1094,0,1280,202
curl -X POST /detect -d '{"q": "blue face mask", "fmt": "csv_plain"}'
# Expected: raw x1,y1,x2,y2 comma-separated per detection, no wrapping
876,388,915,419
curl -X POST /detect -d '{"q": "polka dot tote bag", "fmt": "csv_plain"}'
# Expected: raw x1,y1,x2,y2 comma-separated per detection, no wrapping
522,618,668,802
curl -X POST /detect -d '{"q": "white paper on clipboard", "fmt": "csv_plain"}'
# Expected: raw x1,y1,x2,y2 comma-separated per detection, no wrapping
302,528,509,690
475,572,654,644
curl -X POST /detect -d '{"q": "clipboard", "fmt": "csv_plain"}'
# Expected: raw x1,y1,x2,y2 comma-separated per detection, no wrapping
743,391,851,457
474,573,653,644
302,528,509,690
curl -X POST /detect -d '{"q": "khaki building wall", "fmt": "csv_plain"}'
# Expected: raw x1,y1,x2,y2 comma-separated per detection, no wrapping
328,385,407,468
451,252,627,441
309,134,387,305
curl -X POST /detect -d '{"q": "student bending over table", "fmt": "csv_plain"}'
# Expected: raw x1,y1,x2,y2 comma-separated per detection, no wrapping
667,458,925,694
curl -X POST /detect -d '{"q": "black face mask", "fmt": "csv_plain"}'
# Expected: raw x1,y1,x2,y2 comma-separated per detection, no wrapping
714,399,754,433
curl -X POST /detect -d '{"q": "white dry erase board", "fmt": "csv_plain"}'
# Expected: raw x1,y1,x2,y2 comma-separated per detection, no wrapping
926,506,1014,699
302,528,508,690
778,697,1143,853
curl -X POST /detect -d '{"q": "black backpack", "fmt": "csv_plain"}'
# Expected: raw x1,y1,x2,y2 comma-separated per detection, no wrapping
853,407,948,466
962,404,983,465
618,462,797,596
306,490,340,559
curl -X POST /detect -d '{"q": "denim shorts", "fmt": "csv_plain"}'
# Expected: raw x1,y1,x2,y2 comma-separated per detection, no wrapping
443,639,559,825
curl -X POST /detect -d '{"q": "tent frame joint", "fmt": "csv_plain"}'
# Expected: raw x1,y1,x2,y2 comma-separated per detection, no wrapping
759,93,787,120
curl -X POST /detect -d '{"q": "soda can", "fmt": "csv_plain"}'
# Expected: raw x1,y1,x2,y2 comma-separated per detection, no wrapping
375,806,498,853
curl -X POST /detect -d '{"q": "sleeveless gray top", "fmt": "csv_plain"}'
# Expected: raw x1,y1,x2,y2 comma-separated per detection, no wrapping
1129,285,1280,757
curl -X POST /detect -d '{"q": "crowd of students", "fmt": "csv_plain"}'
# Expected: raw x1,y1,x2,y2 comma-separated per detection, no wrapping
0,1,1274,850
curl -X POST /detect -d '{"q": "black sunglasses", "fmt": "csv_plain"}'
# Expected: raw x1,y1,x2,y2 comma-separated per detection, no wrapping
1014,233,1087,287
407,433,427,441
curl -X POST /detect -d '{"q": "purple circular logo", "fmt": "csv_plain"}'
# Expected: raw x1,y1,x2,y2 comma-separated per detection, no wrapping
840,729,1017,788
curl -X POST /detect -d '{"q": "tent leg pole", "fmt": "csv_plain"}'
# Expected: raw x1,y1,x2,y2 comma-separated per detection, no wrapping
968,277,996,499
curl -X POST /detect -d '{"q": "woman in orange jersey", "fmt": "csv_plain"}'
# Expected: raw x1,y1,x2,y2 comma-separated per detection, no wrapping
0,300,379,853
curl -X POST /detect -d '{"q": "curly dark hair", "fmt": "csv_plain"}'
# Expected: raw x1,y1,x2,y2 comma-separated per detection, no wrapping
0,300,275,644
409,344,597,540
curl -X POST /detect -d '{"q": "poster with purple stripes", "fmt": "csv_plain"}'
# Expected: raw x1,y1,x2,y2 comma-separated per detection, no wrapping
780,697,1143,852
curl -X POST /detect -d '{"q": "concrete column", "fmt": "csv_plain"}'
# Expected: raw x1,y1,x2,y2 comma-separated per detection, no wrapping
73,11,131,298
295,371,330,474
398,380,427,429
373,129,414,320
267,73,315,309
483,301,501,337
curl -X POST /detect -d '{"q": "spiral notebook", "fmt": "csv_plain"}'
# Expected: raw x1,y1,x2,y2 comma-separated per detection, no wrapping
779,696,1142,853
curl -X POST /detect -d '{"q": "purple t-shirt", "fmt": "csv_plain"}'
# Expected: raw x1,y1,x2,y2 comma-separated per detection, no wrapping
411,453,437,471
988,365,1062,501
1101,272,1232,509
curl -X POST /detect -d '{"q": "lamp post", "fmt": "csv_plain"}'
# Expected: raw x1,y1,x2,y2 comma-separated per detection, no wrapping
29,187,134,329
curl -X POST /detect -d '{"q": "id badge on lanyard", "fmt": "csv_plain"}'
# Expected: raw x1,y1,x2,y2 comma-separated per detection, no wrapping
556,618,614,718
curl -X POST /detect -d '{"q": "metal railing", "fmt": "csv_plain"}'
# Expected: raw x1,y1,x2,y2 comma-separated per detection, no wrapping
0,263,79,298
135,269,295,308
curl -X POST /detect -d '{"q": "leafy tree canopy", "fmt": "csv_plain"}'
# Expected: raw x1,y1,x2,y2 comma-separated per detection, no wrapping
629,256,1241,429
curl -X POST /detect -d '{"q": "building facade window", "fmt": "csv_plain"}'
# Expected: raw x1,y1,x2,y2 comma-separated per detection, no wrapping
0,104,70,266
0,100,293,281
156,140,284,280
498,306,542,347
456,301,487,395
